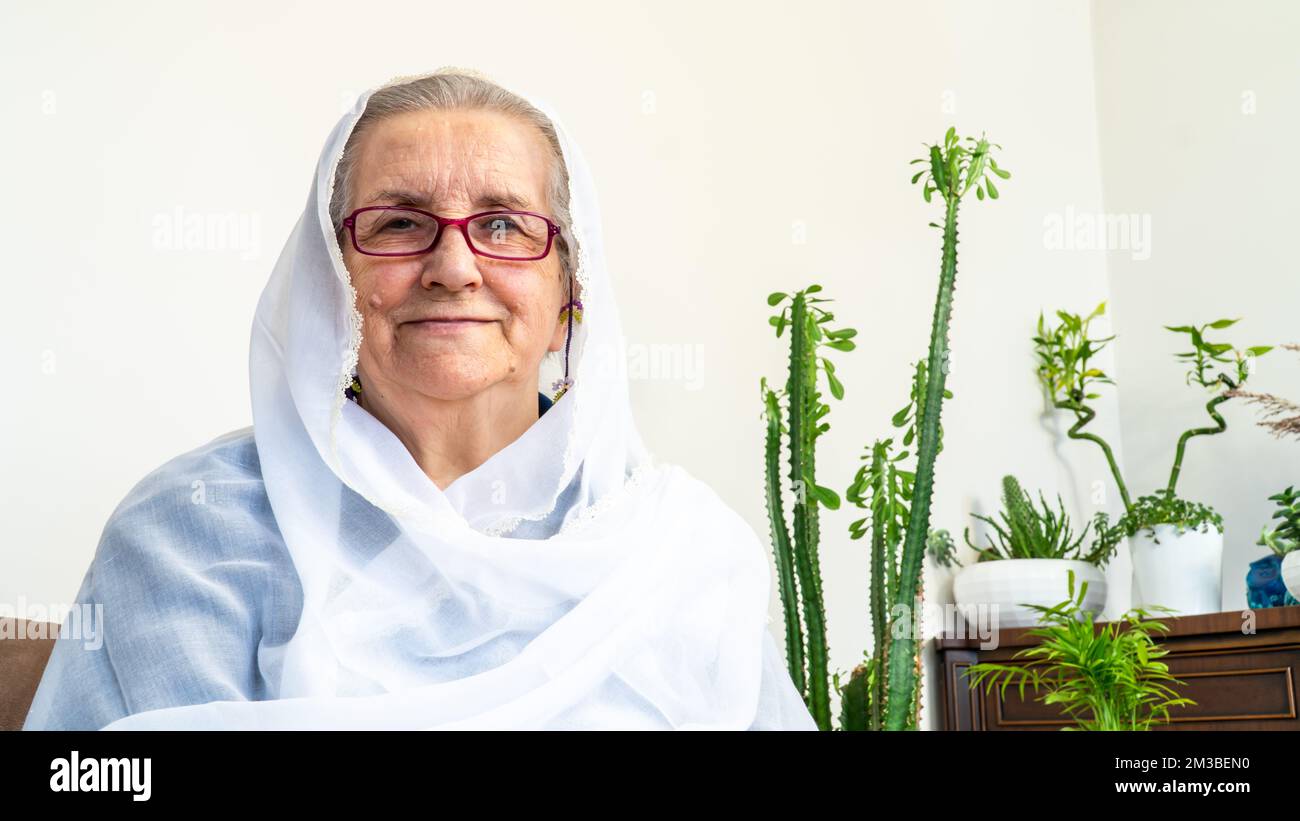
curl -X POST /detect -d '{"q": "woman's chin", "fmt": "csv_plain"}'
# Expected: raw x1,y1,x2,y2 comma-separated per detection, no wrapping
399,370,510,402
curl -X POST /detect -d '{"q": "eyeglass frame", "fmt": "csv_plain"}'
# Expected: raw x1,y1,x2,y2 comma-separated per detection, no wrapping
340,205,562,261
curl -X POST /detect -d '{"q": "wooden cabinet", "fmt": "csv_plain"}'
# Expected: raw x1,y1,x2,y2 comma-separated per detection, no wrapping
934,605,1300,730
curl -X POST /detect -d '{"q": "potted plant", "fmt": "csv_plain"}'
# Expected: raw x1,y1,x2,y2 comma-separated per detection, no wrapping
1119,319,1272,615
964,570,1196,730
952,474,1120,628
1037,308,1272,616
1256,486,1300,604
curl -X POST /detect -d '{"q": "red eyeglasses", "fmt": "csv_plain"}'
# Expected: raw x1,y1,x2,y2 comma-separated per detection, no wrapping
341,206,561,261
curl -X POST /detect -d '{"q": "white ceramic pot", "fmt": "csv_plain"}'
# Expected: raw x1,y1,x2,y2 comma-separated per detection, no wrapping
952,558,1107,630
1282,551,1300,602
1129,525,1223,617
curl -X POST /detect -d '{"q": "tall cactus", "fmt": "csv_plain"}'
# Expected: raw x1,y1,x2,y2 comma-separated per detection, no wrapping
761,128,1005,731
762,285,856,730
878,128,1009,730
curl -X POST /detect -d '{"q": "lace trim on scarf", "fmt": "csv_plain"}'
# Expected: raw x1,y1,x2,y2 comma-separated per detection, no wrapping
554,462,661,538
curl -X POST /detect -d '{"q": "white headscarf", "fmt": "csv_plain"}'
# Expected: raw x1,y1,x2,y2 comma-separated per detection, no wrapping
101,69,806,730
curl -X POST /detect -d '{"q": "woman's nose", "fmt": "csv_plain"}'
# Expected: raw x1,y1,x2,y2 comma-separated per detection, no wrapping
419,224,483,291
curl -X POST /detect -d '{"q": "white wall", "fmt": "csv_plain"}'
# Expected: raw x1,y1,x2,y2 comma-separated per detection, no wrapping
11,0,1261,731
1091,0,1300,612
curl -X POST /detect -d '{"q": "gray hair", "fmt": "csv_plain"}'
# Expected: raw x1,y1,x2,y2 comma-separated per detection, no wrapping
330,69,576,285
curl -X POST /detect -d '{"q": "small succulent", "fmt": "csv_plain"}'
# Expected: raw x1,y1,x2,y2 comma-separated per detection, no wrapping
1258,486,1300,557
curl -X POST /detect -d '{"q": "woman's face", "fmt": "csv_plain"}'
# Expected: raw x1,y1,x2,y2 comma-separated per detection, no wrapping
341,108,570,402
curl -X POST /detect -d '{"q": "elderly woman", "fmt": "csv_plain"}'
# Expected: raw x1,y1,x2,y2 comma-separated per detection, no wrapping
22,69,816,731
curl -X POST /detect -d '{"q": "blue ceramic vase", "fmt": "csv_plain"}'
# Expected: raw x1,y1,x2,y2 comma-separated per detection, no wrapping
1246,554,1300,608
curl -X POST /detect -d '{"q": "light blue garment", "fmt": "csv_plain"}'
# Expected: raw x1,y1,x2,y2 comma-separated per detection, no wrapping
23,409,812,730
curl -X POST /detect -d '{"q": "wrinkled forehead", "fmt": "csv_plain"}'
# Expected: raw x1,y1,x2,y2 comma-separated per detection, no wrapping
349,108,554,213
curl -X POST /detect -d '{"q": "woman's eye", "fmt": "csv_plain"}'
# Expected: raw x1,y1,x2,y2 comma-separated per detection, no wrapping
382,218,416,232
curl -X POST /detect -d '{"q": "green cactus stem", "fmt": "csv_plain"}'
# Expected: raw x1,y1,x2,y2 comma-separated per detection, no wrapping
762,285,854,731
786,293,830,727
838,661,871,731
762,379,803,695
867,444,890,730
845,362,945,730
884,129,1008,731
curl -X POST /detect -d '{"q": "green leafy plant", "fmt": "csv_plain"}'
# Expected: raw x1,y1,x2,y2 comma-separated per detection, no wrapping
965,570,1196,730
1115,489,1224,543
1258,486,1300,557
762,284,855,730
964,475,1119,566
1164,318,1273,496
1037,310,1272,543
1109,319,1271,542
1035,302,1131,512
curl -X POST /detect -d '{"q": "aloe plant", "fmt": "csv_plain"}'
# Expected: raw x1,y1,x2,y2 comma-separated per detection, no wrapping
965,474,1119,566
865,128,1009,730
762,285,855,730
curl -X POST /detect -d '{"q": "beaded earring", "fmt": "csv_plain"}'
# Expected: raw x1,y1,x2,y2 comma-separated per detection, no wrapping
551,274,583,403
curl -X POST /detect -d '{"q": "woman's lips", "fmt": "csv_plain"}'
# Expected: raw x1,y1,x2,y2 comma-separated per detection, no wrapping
405,319,494,334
